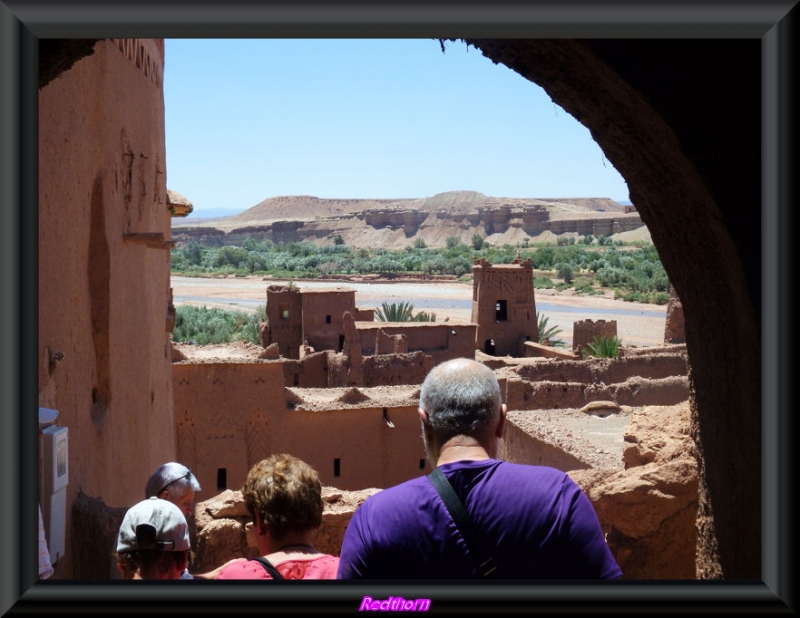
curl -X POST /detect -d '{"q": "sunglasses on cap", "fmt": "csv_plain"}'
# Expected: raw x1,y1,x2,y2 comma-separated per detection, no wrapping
158,470,193,496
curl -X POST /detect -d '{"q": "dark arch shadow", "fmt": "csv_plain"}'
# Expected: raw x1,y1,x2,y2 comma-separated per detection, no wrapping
460,38,762,580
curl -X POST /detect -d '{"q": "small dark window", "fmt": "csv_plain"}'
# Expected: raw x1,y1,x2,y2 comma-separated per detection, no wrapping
293,374,299,386
333,458,341,477
326,315,332,324
217,468,227,492
495,300,508,322
419,459,426,470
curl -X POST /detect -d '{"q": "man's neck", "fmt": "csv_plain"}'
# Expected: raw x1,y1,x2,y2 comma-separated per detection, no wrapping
434,438,493,466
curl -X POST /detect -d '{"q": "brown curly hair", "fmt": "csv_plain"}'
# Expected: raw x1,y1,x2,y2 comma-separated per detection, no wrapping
242,454,323,540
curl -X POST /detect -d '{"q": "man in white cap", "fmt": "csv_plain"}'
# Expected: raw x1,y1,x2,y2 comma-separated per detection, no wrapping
116,497,191,580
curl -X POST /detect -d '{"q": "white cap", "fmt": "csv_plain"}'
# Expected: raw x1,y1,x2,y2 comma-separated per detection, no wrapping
116,497,190,553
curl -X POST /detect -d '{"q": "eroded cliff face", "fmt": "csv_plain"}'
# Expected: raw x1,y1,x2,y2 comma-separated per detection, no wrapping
171,191,644,250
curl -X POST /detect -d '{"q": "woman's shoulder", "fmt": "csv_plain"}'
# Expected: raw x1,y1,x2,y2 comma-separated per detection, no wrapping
214,559,272,580
276,554,340,580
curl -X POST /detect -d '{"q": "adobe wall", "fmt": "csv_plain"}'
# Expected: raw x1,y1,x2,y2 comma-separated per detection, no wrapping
500,351,689,410
354,322,477,366
173,361,286,497
282,350,330,388
507,351,688,384
174,361,427,494
499,419,590,472
505,375,689,411
38,39,173,578
523,340,581,360
359,351,434,387
354,308,374,321
301,288,357,352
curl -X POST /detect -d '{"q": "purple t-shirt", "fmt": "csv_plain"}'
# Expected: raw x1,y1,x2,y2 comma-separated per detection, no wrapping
337,459,622,579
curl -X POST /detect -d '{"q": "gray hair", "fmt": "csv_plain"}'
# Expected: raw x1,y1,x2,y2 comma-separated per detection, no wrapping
419,358,502,441
145,462,201,499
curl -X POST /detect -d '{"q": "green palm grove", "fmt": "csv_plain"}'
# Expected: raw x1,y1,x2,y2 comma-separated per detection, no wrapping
171,233,667,345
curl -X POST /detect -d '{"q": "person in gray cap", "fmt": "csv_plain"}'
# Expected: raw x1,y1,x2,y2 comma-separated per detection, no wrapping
116,497,191,580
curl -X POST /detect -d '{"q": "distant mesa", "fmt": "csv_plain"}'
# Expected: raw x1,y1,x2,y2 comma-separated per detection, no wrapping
171,190,647,250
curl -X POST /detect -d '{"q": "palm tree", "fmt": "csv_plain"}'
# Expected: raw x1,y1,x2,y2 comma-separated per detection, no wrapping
582,335,622,358
375,301,416,322
537,311,566,347
412,310,437,322
375,301,436,322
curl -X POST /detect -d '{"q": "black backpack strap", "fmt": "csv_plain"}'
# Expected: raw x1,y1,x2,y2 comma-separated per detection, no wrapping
252,556,285,580
428,467,498,577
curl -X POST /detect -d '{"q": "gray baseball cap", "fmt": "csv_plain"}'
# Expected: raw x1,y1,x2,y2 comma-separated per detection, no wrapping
117,497,190,553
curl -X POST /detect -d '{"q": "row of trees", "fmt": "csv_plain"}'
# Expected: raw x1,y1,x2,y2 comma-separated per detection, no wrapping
171,234,670,305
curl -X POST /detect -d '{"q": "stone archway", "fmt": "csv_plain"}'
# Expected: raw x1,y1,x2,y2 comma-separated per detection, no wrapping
461,39,762,579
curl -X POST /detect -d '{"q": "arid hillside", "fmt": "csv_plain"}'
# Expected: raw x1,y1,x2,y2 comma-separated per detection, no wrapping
171,190,647,251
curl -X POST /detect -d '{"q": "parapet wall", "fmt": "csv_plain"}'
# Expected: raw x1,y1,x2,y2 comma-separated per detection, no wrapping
497,349,689,410
506,375,689,410
510,350,688,384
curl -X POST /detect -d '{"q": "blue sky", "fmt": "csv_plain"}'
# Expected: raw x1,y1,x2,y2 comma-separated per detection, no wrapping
164,39,630,217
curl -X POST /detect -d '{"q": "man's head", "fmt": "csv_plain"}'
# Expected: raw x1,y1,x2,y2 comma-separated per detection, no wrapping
116,497,190,579
418,358,506,462
145,462,201,517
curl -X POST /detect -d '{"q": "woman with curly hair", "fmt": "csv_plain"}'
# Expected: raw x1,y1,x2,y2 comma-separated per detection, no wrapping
215,454,339,579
